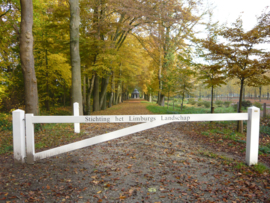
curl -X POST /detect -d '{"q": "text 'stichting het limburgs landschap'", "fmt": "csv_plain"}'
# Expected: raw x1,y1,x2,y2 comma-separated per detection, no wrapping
85,115,191,122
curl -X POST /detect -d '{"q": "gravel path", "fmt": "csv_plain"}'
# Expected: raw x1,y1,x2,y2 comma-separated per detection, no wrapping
0,100,269,202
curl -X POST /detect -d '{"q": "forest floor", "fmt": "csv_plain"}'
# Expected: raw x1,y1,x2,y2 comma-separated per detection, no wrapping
1,99,270,203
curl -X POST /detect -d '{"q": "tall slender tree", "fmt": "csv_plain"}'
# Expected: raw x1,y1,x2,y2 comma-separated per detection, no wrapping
70,0,83,115
20,0,39,114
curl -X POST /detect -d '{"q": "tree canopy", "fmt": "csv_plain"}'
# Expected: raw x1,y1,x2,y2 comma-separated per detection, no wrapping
0,0,269,116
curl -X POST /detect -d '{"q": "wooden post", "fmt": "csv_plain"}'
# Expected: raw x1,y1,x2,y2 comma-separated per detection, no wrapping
246,106,260,166
12,109,26,163
74,102,80,133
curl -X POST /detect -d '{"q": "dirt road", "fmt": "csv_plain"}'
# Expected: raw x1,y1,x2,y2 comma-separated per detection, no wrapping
0,100,269,202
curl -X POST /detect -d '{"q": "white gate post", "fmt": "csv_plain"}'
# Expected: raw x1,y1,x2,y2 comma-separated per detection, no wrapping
73,102,80,133
246,106,260,166
26,114,35,164
12,109,26,163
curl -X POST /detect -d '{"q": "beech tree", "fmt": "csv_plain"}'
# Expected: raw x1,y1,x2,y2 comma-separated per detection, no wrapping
177,66,195,111
201,16,270,131
20,0,39,114
134,0,204,106
198,63,226,112
70,0,83,115
198,17,226,113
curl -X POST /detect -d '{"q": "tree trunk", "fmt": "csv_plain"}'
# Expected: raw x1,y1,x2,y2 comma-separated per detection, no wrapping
259,86,262,102
70,0,83,115
181,92,185,111
20,0,39,115
114,84,118,105
63,83,66,107
109,71,114,107
160,94,165,106
167,90,170,109
93,73,99,112
237,79,245,132
121,81,124,102
101,92,107,110
100,76,109,110
83,66,86,114
243,86,245,101
45,49,49,111
114,80,118,105
86,74,95,115
211,85,214,113
115,77,121,105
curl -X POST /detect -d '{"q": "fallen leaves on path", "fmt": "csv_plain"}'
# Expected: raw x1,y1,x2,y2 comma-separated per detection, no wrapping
0,100,269,202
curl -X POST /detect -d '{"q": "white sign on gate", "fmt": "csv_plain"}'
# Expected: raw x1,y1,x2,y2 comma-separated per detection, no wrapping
12,104,260,166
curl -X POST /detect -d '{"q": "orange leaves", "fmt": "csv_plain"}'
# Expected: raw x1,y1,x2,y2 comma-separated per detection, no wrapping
119,195,126,200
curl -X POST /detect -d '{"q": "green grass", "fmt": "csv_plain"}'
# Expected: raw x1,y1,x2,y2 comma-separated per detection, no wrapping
199,150,218,158
146,103,236,115
200,149,270,175
34,123,85,151
146,104,208,114
201,131,209,136
260,125,270,135
108,106,121,110
259,144,270,154
0,123,85,155
253,163,269,174
235,162,246,171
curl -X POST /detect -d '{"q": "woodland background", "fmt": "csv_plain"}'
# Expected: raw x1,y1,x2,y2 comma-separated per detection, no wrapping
0,0,270,116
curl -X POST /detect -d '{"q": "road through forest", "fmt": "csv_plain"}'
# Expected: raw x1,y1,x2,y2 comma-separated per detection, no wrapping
0,99,269,202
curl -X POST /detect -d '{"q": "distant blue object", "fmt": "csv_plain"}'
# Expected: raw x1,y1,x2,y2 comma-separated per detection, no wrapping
131,89,140,99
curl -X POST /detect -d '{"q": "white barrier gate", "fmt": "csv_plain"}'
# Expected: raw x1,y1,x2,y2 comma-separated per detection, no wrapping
12,103,260,166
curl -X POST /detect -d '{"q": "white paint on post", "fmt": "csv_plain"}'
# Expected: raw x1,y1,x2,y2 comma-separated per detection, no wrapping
26,114,35,164
12,109,26,163
73,102,80,133
34,120,172,161
246,106,260,166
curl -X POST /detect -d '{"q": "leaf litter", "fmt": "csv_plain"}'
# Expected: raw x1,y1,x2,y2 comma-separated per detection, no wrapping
0,99,269,202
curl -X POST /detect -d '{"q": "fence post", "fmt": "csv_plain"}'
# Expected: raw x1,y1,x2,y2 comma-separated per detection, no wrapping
74,102,80,133
263,103,266,118
26,114,35,164
12,109,26,163
246,106,260,166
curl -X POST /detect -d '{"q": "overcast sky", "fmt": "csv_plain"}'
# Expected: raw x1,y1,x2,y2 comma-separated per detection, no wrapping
210,0,269,31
